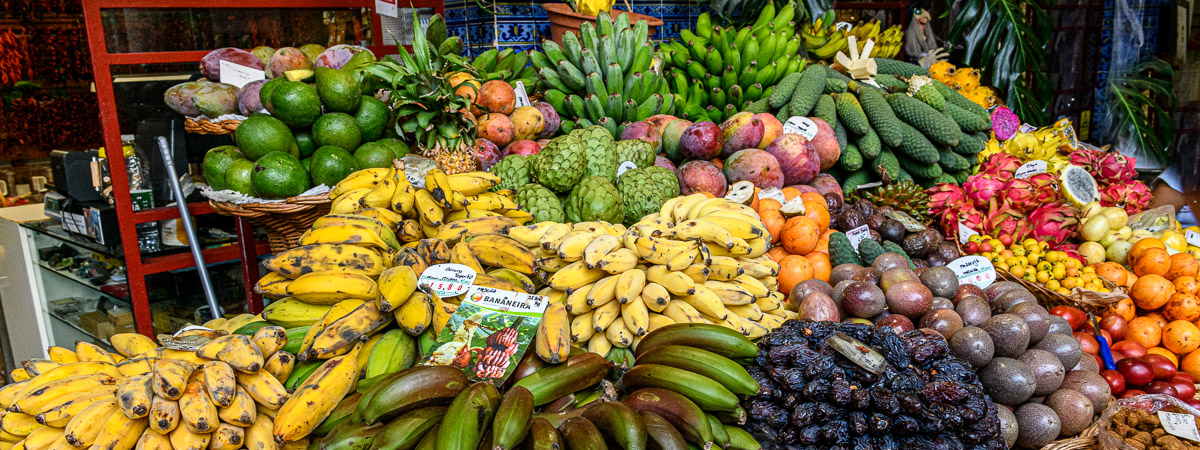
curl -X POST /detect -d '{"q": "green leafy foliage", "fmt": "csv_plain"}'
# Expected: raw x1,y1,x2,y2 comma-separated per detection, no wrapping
1104,59,1176,161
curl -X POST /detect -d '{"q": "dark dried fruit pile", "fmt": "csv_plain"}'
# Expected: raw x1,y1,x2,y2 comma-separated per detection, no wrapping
744,320,1006,449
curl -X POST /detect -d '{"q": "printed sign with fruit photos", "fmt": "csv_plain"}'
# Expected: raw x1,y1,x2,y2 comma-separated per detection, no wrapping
422,286,547,384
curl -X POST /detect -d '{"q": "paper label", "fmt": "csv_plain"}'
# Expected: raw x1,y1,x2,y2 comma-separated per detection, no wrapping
947,255,997,288
1158,411,1200,442
375,0,398,17
219,60,265,89
616,161,638,182
513,81,531,108
784,116,819,140
423,286,548,383
418,263,478,298
835,22,854,32
846,225,871,251
1019,123,1037,133
1014,160,1048,179
1187,230,1200,248
158,331,219,351
958,220,980,244
856,182,883,191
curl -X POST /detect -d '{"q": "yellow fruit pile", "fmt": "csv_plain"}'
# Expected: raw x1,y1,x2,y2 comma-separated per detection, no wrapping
928,61,997,109
971,235,1110,295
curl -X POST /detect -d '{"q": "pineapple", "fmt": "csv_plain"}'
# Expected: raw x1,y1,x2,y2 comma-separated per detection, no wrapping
361,12,479,174
848,173,931,222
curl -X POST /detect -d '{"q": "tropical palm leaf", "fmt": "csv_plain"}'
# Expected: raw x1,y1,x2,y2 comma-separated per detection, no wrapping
1104,59,1176,161
943,0,1053,126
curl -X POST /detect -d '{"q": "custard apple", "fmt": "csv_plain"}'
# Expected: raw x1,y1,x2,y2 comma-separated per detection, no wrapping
579,126,617,183
615,139,656,168
564,176,624,223
617,167,676,225
533,135,584,192
491,155,531,191
514,183,564,223
642,166,681,195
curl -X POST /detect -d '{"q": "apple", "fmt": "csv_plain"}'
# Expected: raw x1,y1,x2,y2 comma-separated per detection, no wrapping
1111,340,1147,359
1141,354,1178,381
1101,369,1126,395
1117,357,1155,386
1100,314,1128,341
1050,306,1087,330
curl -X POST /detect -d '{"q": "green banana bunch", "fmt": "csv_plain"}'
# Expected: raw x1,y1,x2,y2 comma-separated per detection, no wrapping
470,48,537,90
531,11,673,135
659,2,801,123
362,329,417,380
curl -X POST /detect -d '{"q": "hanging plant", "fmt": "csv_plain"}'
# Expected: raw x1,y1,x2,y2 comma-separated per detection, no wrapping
943,0,1053,126
1103,59,1176,162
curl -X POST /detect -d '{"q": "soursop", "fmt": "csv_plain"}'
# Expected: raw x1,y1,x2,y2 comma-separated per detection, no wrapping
617,167,678,225
564,176,625,223
614,139,656,168
491,155,531,191
533,134,584,192
579,126,618,183
514,183,565,223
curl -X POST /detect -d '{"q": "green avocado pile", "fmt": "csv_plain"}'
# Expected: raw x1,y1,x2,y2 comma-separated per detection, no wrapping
495,126,680,225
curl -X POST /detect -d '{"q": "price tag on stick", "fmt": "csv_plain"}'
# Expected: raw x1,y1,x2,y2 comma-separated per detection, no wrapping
845,225,871,251
417,263,478,298
947,255,997,288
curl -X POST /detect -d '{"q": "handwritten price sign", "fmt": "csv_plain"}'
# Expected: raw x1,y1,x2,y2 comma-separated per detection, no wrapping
418,263,477,297
947,255,997,288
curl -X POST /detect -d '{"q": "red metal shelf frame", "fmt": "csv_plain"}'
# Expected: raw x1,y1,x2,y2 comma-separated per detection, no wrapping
80,0,429,336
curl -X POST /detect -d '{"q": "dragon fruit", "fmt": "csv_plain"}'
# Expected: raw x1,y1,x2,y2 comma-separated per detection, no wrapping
927,183,967,217
1068,148,1104,170
1095,152,1138,184
1003,178,1039,212
978,153,1023,179
991,107,1020,141
985,199,1025,239
939,206,986,238
1028,203,1079,246
964,173,1006,206
1027,172,1060,204
1101,182,1153,215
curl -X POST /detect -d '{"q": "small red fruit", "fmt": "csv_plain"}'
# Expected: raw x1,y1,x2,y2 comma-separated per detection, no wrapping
1111,340,1147,358
1121,389,1148,399
1117,357,1156,386
1074,331,1099,354
1101,369,1127,395
964,242,979,254
999,234,1014,246
1171,375,1197,400
1050,306,1087,330
1141,354,1178,381
1100,313,1128,341
1145,381,1179,398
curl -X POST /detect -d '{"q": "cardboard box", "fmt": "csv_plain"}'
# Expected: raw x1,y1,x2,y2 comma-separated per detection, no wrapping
96,322,115,340
107,308,134,327
79,311,109,336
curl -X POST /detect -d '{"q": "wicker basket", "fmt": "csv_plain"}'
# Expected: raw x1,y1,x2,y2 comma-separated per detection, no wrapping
185,117,241,135
209,195,331,253
1042,422,1099,450
953,240,1124,314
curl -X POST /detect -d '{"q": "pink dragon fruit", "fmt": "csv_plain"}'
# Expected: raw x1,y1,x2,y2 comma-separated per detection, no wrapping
978,153,1022,179
1027,203,1079,246
927,183,967,217
985,199,1025,239
991,107,1020,141
1095,152,1138,184
1027,172,1060,204
939,206,986,238
963,174,1006,207
1101,182,1153,215
1003,178,1039,213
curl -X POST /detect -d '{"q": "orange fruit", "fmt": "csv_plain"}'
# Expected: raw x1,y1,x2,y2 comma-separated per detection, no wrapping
805,251,832,283
757,198,784,245
766,246,790,263
777,254,813,295
1163,292,1200,322
798,192,825,204
1134,247,1172,277
1182,350,1200,379
1128,316,1164,348
1146,312,1169,329
1168,253,1200,279
1130,238,1167,264
801,200,831,235
1175,276,1200,295
1132,274,1177,310
1164,320,1200,354
1110,298,1137,322
780,216,820,255
1147,347,1180,366
1095,262,1129,285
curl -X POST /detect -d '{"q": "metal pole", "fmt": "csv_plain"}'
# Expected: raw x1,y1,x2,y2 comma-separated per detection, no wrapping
156,136,221,320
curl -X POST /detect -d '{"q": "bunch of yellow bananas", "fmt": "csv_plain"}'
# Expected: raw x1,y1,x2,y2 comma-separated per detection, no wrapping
0,330,319,450
511,193,796,361
870,25,903,59
800,16,848,61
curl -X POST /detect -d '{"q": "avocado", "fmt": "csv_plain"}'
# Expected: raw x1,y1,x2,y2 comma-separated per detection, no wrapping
270,81,322,128
294,130,316,159
309,146,361,187
354,96,389,142
342,51,377,72
225,159,257,196
353,142,396,169
377,138,411,159
315,67,362,113
252,152,311,199
202,145,245,191
258,77,288,114
312,112,362,151
235,115,298,160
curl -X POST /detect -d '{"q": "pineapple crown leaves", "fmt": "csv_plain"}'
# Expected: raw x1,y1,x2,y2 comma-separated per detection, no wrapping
360,11,476,151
